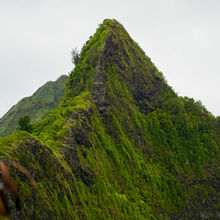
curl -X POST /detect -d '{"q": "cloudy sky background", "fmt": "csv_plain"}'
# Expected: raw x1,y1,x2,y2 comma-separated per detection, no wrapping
0,0,219,118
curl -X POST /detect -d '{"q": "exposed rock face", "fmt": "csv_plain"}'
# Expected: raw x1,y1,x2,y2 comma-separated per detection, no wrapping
63,108,94,186
92,59,107,108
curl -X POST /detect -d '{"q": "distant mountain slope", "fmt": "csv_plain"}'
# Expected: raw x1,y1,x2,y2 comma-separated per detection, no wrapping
0,75,68,136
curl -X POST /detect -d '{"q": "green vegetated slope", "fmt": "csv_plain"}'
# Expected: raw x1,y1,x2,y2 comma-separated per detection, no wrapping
0,19,219,219
0,75,68,136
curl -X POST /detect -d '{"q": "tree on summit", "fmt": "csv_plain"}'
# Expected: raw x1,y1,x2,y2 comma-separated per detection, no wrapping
18,115,33,133
71,47,80,65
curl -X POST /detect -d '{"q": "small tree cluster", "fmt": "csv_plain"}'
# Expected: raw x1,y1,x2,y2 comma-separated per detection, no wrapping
18,115,33,133
71,47,80,65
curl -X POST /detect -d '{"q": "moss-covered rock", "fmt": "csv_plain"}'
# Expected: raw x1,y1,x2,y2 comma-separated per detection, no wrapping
0,19,219,219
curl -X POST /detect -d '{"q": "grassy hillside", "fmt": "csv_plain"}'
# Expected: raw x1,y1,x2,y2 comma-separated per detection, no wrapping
0,19,219,219
0,75,68,136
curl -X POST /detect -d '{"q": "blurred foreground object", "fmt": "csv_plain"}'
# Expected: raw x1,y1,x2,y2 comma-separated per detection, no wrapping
0,160,36,217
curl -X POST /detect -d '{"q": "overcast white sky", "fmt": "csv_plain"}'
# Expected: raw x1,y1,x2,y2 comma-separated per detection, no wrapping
0,0,219,118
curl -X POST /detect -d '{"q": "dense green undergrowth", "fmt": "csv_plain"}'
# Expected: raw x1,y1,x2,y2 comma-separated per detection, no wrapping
0,19,219,219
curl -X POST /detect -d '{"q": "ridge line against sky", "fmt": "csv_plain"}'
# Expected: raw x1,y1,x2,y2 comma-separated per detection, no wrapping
0,0,219,118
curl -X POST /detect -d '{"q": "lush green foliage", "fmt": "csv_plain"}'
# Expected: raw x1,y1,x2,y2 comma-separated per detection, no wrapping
0,19,219,219
33,91,91,157
18,115,33,133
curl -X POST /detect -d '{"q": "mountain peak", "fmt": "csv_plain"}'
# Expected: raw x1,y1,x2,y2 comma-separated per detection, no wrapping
67,18,173,114
0,20,219,219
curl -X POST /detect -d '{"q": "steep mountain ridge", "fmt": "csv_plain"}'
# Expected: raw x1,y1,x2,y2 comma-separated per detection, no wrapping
0,75,68,136
0,19,219,219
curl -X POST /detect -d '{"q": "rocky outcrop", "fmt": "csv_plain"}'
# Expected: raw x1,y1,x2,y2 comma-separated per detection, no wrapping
63,108,94,186
92,59,107,109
